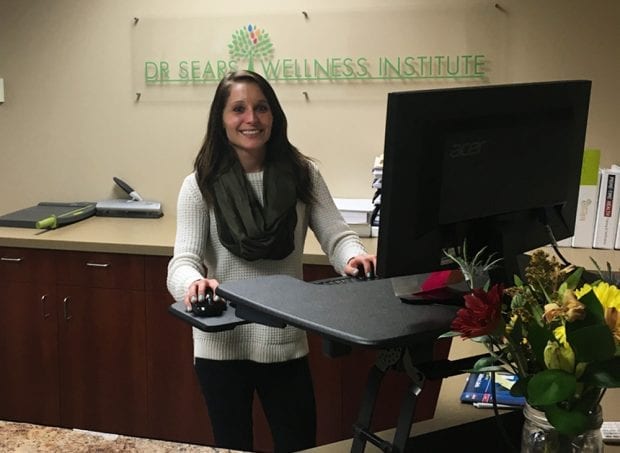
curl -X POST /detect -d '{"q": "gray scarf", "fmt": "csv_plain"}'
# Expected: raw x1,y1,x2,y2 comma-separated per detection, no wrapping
211,159,298,261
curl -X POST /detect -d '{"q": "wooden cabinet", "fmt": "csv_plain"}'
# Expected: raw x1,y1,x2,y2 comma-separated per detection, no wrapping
0,247,148,437
55,251,148,436
0,247,448,450
0,248,59,426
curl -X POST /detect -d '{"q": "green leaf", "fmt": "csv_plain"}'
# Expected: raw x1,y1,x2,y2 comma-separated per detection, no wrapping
529,301,546,327
581,357,620,387
473,364,510,373
506,316,524,345
544,405,592,437
510,376,528,397
577,289,605,321
567,324,616,362
438,331,461,339
564,267,584,291
473,356,498,370
470,335,492,343
526,320,555,366
527,369,576,406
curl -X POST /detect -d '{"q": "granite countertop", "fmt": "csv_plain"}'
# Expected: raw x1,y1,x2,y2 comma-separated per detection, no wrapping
0,420,238,452
0,215,378,264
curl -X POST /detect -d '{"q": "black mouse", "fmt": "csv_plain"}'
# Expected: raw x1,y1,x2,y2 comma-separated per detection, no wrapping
355,264,375,281
191,288,227,317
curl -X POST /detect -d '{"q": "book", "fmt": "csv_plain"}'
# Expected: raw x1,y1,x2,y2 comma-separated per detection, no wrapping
460,372,525,408
333,198,374,224
612,165,620,249
572,148,601,248
593,167,620,249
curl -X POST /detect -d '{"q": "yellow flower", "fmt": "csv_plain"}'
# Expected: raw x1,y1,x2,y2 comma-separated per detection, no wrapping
544,339,575,373
576,282,620,344
575,282,620,310
553,325,567,344
552,325,585,379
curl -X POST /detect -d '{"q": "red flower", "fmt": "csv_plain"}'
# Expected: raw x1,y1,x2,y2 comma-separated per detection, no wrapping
450,284,504,338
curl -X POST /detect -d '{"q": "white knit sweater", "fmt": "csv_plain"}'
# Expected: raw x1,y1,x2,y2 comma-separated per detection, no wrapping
167,163,367,363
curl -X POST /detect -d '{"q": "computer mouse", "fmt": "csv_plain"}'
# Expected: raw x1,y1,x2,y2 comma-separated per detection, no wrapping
355,264,375,281
190,288,226,317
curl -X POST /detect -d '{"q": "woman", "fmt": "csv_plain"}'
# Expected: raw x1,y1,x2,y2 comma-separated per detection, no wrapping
167,70,376,452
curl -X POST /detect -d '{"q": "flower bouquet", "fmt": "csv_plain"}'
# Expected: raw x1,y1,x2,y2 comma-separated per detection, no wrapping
440,246,620,444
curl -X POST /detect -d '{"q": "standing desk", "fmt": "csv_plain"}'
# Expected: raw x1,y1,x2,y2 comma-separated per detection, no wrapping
169,275,484,453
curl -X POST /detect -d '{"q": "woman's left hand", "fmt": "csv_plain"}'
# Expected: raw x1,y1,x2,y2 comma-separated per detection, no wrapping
344,253,377,279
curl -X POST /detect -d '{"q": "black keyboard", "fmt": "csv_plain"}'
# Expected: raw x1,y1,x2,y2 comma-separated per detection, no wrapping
312,275,379,285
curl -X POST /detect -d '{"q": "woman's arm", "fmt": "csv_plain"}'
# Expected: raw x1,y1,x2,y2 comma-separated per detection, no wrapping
167,174,211,303
307,163,374,276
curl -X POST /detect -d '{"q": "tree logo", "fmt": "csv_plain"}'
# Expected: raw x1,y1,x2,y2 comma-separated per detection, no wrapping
228,24,274,71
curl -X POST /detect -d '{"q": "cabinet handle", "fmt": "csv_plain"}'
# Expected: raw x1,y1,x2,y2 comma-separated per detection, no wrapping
1,257,24,262
85,262,110,268
41,294,51,319
63,297,72,321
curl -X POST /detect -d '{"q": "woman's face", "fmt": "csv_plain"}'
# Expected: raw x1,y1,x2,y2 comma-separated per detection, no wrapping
223,81,273,170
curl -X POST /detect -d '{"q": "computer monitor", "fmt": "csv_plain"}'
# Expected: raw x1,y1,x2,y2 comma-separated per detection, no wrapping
376,80,592,284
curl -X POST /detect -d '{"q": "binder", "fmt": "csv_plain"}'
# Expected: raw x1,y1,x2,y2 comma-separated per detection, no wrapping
571,149,601,248
592,168,620,249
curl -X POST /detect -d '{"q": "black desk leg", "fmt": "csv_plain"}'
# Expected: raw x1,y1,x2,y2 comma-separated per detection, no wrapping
351,362,390,453
391,380,423,451
350,348,426,453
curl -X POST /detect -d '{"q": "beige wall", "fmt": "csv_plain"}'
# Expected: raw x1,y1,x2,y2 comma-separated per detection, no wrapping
1,0,619,216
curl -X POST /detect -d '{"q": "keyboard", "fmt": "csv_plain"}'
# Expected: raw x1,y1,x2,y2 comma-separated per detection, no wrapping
312,275,379,285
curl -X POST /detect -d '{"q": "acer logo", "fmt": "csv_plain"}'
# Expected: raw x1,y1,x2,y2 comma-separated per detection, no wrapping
448,140,487,158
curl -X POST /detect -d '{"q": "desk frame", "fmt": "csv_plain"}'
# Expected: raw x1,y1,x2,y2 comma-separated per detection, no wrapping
171,275,482,453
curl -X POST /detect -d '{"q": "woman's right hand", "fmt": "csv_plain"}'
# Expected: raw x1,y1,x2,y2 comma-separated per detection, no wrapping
184,277,220,310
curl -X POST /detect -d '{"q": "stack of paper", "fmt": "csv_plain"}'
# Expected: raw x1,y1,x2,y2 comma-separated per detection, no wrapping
333,155,383,238
333,198,374,237
371,154,383,236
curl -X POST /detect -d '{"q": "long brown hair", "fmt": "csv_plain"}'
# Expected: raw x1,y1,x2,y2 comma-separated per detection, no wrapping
193,70,314,205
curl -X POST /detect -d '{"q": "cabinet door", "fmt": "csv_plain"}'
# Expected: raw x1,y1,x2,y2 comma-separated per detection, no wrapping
0,247,59,425
144,256,215,445
57,285,148,436
0,282,60,425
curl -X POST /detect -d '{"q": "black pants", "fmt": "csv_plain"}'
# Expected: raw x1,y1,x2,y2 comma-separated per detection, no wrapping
194,356,317,453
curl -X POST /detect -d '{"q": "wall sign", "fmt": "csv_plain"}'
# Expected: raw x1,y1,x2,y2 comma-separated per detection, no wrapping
132,4,506,101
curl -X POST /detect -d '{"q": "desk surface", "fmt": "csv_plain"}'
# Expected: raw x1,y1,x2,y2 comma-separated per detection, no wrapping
217,275,460,348
0,215,377,263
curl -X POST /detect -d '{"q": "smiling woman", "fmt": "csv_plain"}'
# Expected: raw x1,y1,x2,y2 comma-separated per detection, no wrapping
166,69,375,452
222,81,273,172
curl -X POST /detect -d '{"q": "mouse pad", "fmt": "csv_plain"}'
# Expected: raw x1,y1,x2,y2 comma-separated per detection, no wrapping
168,301,247,332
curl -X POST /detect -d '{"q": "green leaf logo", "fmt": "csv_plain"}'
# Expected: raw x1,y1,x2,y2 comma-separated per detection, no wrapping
228,24,274,71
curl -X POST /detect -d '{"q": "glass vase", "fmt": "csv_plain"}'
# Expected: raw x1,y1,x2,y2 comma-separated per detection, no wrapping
521,403,603,452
